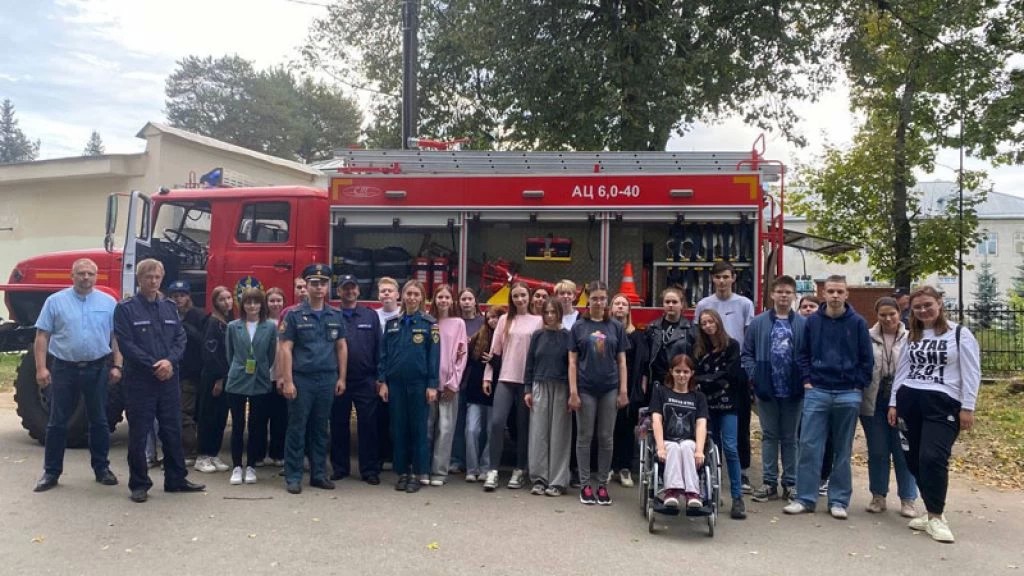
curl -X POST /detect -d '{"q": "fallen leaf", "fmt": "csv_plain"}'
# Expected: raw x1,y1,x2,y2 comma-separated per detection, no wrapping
848,552,858,557
248,534,257,539
427,541,440,551
191,537,198,542
101,545,109,550
312,518,320,523
748,551,759,555
30,536,44,543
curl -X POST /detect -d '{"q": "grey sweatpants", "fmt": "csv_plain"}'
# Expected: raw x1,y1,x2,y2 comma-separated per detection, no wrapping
528,380,572,488
428,392,459,480
488,382,529,472
575,388,617,487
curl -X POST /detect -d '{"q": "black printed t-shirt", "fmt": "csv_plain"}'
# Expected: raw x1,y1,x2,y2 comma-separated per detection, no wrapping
649,387,708,443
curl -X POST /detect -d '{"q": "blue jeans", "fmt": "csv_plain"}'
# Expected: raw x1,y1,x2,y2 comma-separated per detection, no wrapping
285,372,334,485
44,360,110,476
795,387,861,509
757,396,802,487
860,409,917,501
708,411,742,500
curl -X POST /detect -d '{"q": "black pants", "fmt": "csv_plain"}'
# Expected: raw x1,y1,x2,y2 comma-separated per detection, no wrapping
611,403,640,472
377,398,393,465
226,392,271,468
738,389,752,470
256,388,288,462
196,375,229,457
897,386,960,515
125,376,189,491
330,381,380,478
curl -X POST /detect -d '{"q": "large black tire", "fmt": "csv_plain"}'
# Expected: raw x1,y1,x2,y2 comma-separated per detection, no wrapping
13,353,89,447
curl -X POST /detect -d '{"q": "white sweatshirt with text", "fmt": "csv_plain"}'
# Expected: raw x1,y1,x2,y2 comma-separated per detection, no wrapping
889,323,981,411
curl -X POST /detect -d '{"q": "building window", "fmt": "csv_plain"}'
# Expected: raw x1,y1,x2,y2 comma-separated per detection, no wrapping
977,231,998,257
237,202,290,243
1014,231,1024,255
937,275,957,285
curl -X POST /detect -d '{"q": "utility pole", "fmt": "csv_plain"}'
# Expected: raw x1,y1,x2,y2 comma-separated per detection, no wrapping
401,0,420,150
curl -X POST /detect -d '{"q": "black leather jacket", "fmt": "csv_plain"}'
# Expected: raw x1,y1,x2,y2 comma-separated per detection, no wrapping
644,317,694,388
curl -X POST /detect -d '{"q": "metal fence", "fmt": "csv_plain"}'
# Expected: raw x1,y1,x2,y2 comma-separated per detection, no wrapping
951,306,1024,372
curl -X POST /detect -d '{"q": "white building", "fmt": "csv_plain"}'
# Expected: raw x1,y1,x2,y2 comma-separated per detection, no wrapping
0,122,325,319
784,181,1024,307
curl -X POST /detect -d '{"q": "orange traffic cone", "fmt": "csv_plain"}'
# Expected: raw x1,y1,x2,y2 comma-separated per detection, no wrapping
619,261,643,305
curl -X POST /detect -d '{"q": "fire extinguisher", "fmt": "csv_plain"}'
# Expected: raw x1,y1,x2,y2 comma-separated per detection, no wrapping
431,257,449,295
413,257,432,296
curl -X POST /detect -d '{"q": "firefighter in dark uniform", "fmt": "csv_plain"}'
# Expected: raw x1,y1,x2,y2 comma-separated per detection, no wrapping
330,274,383,484
279,263,348,494
114,258,205,503
378,279,439,493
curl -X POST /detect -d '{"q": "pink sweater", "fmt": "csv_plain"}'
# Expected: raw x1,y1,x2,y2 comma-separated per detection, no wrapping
484,313,544,386
438,316,468,392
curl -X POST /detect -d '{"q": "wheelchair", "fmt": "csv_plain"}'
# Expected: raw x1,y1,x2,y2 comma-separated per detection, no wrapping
636,407,721,537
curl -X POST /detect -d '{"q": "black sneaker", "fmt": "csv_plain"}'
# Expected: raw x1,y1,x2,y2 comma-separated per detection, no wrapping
740,474,753,494
579,485,597,505
596,484,612,506
751,484,778,503
395,475,409,491
731,498,747,519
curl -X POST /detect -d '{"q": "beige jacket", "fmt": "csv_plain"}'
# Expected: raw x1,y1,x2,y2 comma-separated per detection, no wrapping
861,322,908,416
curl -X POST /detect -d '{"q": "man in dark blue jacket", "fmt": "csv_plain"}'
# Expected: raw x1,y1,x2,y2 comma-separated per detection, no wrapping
330,275,382,485
742,275,805,503
114,259,205,503
784,275,873,519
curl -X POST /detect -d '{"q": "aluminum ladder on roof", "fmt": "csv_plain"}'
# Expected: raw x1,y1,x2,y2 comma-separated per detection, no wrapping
327,149,783,181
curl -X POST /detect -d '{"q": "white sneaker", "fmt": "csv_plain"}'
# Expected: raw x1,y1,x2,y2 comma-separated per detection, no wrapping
244,466,257,484
900,499,917,518
418,474,430,485
483,470,498,492
908,514,930,531
507,468,525,489
618,469,634,488
830,505,848,520
429,476,445,487
465,474,477,482
210,456,230,472
926,515,955,543
783,501,812,515
194,457,217,474
230,466,243,485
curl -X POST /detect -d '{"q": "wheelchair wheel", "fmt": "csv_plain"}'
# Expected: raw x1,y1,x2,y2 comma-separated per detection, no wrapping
707,505,716,537
646,496,656,533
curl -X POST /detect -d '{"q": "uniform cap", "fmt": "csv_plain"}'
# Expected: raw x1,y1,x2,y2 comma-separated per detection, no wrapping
302,263,332,281
336,274,358,287
167,280,191,294
892,287,910,297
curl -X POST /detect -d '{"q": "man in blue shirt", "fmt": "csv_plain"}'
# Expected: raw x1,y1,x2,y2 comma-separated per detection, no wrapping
33,258,122,492
279,263,348,494
329,274,382,484
114,259,205,503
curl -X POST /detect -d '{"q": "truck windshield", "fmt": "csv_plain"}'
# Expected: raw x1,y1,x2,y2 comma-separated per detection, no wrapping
153,201,212,266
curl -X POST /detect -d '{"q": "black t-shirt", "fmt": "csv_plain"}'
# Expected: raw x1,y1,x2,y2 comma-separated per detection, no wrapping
649,386,708,443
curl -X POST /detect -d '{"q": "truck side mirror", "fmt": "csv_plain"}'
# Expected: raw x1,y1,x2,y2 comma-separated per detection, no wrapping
104,194,118,253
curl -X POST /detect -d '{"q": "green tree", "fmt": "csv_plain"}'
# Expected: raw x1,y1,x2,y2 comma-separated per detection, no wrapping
1011,254,1024,297
972,259,1003,328
165,56,361,162
0,98,40,164
302,0,836,151
83,130,105,156
790,0,1014,288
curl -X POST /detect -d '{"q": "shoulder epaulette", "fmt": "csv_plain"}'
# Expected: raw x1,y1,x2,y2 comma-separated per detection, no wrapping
422,313,437,324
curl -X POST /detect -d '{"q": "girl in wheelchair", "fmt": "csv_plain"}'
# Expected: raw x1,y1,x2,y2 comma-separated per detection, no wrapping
650,354,709,509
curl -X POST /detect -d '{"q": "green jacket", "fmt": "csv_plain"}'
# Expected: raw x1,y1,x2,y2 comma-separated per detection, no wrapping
225,319,278,396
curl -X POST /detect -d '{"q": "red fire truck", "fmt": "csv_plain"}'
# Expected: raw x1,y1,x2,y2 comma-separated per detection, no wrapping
0,140,786,446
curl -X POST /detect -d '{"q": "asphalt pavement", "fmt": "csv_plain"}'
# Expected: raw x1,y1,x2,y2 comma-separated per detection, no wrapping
0,394,1021,576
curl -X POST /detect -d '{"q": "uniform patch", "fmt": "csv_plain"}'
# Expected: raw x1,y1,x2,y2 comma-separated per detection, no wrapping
279,319,288,333
330,329,339,340
432,332,440,344
413,333,425,344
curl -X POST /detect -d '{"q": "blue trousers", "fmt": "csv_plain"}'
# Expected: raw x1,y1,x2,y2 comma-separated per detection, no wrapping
389,380,430,477
795,387,860,509
285,372,334,484
757,395,802,487
708,411,742,500
860,409,917,500
125,375,188,491
44,360,110,477
330,378,380,478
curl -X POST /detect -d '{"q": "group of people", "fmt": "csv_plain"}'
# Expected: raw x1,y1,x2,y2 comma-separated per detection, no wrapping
31,258,980,545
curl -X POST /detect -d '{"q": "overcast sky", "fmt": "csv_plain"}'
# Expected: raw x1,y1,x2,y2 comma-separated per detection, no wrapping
3,0,1023,197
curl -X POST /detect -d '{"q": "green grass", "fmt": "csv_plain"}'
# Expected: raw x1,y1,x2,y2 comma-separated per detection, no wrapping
0,352,22,394
954,379,1024,490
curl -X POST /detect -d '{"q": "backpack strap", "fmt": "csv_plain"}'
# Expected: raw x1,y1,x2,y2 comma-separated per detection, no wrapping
955,324,961,352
